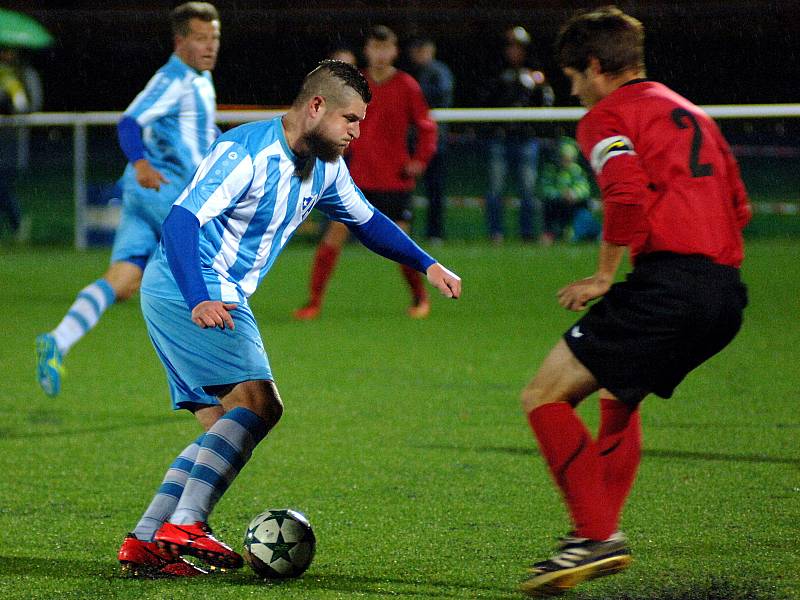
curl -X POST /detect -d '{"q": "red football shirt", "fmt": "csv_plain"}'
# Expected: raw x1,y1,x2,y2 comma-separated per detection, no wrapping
348,69,437,193
577,80,751,267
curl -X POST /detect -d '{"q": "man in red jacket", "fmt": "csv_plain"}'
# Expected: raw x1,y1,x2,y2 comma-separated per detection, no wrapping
294,25,437,320
519,7,750,596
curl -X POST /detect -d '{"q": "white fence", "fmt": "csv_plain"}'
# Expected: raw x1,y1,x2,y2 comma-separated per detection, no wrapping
2,104,800,248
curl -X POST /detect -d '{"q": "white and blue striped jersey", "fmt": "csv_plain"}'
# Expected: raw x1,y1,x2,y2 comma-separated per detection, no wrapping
123,54,216,180
141,116,376,304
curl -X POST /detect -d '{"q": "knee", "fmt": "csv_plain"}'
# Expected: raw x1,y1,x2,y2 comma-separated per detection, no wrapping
249,380,283,430
105,267,142,302
520,381,550,414
113,280,140,302
262,393,283,430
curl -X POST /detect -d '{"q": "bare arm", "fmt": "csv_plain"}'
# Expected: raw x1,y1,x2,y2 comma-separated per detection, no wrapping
557,241,626,311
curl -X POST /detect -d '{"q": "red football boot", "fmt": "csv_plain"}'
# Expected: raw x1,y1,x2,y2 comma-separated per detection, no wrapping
155,521,243,569
118,533,207,578
292,304,321,321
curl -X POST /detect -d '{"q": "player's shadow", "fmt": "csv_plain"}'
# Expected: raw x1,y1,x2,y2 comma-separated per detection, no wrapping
0,555,111,579
215,571,517,599
419,444,800,467
0,415,174,440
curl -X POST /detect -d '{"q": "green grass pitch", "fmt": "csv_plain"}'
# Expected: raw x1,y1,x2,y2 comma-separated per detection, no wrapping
1,240,798,599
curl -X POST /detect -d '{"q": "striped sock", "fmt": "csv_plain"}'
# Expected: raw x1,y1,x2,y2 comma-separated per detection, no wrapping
51,279,116,355
170,407,268,525
132,435,204,542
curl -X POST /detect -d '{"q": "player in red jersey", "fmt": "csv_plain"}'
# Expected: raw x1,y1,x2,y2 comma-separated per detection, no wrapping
519,7,750,596
293,25,437,320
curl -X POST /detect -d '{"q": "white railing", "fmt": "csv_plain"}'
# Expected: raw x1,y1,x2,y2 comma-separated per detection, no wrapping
2,104,800,248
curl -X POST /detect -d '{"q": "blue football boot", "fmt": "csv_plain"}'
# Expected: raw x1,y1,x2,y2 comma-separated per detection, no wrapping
35,333,64,397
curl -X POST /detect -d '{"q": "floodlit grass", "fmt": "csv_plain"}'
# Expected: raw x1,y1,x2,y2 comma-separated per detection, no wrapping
1,240,798,599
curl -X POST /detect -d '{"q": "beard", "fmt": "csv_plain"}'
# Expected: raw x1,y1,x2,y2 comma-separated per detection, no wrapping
302,129,345,163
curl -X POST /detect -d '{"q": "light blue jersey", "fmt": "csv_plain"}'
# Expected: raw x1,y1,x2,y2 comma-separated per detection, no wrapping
141,116,375,304
123,54,217,181
112,54,218,265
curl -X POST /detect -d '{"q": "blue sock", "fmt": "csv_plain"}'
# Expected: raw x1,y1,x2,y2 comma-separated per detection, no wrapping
170,408,268,525
132,434,205,542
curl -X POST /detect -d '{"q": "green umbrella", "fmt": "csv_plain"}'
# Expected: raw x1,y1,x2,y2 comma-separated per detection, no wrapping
0,8,53,49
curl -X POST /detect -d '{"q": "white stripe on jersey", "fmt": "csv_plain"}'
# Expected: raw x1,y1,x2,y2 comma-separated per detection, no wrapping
209,140,280,296
589,135,636,174
177,140,234,200
179,84,202,167
131,76,186,125
235,145,297,296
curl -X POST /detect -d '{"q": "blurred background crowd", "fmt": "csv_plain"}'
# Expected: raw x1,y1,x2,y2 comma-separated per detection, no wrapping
0,1,798,246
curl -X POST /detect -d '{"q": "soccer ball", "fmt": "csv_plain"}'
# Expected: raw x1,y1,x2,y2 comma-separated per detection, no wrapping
243,508,316,579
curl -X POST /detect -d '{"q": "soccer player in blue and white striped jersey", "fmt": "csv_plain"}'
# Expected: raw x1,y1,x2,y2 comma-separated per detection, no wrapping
121,60,461,573
36,2,220,400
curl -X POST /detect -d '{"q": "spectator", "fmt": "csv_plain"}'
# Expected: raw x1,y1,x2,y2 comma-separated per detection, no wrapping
0,47,35,241
540,136,600,244
484,25,554,244
407,36,454,242
328,45,357,66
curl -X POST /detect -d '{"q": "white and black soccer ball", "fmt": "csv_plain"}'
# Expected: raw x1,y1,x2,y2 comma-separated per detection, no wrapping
243,508,316,579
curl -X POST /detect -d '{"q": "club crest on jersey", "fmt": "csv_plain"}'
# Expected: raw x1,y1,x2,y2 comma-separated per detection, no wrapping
300,195,318,219
589,135,635,174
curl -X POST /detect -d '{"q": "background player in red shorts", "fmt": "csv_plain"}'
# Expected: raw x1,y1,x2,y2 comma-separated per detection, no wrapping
294,25,437,320
518,6,751,596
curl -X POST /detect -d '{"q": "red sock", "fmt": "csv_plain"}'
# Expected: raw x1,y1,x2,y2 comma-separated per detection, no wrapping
400,264,427,304
308,242,340,307
598,397,641,527
528,403,615,540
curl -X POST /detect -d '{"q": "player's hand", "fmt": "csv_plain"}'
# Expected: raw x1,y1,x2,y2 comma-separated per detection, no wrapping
134,159,170,191
191,300,237,330
426,263,461,299
403,159,426,178
557,275,611,311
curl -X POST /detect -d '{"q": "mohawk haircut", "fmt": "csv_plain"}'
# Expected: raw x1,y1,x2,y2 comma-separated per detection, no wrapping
170,2,219,37
556,5,645,75
294,59,372,107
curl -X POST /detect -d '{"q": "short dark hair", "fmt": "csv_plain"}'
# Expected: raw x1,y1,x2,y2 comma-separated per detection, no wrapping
366,25,398,45
294,59,372,107
408,36,434,50
556,6,644,75
170,2,219,37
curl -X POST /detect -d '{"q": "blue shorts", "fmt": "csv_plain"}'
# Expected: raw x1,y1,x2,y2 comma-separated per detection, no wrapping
140,292,273,411
110,173,187,266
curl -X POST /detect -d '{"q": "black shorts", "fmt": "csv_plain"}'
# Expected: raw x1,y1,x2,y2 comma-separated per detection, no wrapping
564,252,748,404
363,190,413,223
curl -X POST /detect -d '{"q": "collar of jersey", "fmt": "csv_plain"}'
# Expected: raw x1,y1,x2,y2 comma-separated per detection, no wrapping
274,115,303,165
169,53,204,76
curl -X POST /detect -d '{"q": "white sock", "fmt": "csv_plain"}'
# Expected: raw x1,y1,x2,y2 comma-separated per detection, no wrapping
51,279,116,355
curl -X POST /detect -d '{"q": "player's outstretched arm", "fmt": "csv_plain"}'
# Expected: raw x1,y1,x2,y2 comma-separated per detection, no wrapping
348,211,462,299
426,263,461,299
